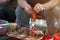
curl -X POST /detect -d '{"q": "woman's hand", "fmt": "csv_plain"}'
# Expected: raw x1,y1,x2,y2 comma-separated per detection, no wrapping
24,4,33,14
34,3,45,13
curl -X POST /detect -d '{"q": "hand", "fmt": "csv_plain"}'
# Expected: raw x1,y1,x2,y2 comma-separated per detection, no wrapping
34,3,44,13
24,4,33,14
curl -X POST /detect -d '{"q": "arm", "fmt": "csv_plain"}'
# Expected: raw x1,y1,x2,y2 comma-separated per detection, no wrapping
43,0,60,10
18,0,29,8
18,0,34,14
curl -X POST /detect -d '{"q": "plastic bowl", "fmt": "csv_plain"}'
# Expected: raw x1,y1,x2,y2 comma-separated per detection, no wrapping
0,20,9,36
0,38,9,40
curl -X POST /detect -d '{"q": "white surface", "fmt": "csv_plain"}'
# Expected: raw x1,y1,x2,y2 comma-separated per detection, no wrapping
29,19,47,27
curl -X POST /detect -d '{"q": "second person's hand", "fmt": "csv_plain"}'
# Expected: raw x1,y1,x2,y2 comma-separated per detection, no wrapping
34,3,45,13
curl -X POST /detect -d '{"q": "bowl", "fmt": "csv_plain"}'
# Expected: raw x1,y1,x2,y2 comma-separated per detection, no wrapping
0,20,9,36
0,38,9,40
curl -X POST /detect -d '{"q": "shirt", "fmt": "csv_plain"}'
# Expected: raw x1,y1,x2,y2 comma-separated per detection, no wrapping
26,0,50,7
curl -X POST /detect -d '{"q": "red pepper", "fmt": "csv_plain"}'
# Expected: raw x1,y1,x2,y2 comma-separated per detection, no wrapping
11,38,20,40
31,9,36,22
0,21,3,24
30,27,37,33
32,27,37,31
29,33,34,37
42,35,52,40
21,38,25,40
53,33,60,40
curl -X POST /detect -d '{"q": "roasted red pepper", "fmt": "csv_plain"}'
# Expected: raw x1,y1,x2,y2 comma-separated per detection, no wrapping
53,33,60,40
0,21,3,24
31,9,36,22
42,35,52,40
11,38,20,40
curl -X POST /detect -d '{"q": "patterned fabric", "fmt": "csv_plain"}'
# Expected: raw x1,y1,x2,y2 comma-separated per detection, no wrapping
26,0,50,7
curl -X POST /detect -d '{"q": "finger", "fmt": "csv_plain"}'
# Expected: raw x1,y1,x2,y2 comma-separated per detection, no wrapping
38,4,44,10
34,4,38,10
35,6,41,13
34,6,38,12
34,3,41,12
27,4,32,9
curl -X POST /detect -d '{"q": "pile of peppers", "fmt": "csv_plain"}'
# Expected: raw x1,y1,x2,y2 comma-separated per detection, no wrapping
42,33,60,40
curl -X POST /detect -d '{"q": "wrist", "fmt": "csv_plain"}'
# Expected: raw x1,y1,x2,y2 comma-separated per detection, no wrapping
40,4,46,10
37,3,46,11
24,4,30,9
